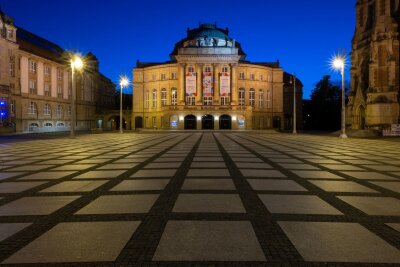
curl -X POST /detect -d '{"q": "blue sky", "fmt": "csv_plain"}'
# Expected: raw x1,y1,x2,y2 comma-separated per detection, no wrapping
1,0,355,98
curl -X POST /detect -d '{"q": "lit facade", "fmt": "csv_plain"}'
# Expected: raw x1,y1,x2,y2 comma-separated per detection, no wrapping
0,10,115,134
349,0,400,129
132,24,285,130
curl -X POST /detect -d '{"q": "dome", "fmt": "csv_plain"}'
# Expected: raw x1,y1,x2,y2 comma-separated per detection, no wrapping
187,23,229,40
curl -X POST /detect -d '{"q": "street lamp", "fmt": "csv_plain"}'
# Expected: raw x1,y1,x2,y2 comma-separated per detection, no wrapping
290,73,297,134
70,54,84,138
331,52,348,139
119,76,129,134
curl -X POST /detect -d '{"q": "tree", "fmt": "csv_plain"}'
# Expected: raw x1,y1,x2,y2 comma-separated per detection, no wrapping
304,75,341,131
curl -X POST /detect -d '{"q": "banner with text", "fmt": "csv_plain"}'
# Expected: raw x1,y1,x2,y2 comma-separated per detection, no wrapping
220,72,230,96
203,72,213,97
185,72,197,96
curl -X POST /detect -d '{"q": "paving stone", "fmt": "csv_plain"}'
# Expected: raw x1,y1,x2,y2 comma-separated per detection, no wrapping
240,169,286,178
322,164,366,171
0,223,31,242
310,181,378,193
0,182,46,193
235,162,272,169
386,223,400,233
370,181,400,193
279,221,400,263
341,171,398,180
153,221,265,261
190,162,227,168
182,179,236,190
76,195,159,214
18,171,76,180
110,179,170,191
231,157,264,163
6,165,55,171
338,196,400,216
259,195,342,215
0,172,24,181
187,169,230,177
173,194,245,213
0,196,79,216
131,169,177,178
51,164,96,171
367,165,400,172
144,162,182,169
97,163,138,170
193,157,224,162
73,170,126,179
152,157,185,163
2,221,140,263
292,170,344,179
247,179,307,191
40,181,107,193
278,164,320,170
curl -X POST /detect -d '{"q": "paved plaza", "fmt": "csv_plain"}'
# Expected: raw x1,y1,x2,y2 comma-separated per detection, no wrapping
0,132,399,266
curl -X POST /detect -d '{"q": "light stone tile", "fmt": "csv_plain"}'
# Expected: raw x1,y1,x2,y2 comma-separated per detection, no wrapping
232,158,264,163
7,165,55,171
247,179,307,191
144,162,182,169
0,223,31,242
370,182,400,193
153,157,184,163
73,170,126,179
235,162,272,169
97,163,138,170
187,169,230,177
310,181,378,193
341,171,398,180
2,221,140,263
173,194,245,213
278,164,320,170
190,162,226,168
0,182,46,193
338,196,400,216
75,159,110,164
0,196,79,216
306,159,341,164
259,195,342,215
51,164,96,171
292,170,344,179
36,159,75,165
269,158,303,163
131,169,177,178
279,222,400,263
76,195,159,214
322,164,366,171
40,181,107,193
366,165,400,172
18,171,76,180
240,169,286,178
0,172,24,181
182,179,236,190
193,157,224,162
153,221,265,261
111,179,170,191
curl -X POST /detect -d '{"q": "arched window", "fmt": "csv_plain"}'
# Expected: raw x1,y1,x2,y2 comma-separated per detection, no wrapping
171,88,177,106
258,89,263,108
161,88,167,107
222,66,229,73
44,122,53,127
249,89,255,107
145,90,149,109
28,102,37,114
57,122,65,127
152,89,157,108
44,103,51,115
56,105,63,117
239,88,245,106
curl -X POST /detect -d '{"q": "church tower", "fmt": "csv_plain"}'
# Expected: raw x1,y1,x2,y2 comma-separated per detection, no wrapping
349,0,400,129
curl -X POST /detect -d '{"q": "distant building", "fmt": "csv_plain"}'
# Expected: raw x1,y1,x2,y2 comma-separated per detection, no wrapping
283,73,303,131
132,23,288,130
0,9,115,134
349,0,399,129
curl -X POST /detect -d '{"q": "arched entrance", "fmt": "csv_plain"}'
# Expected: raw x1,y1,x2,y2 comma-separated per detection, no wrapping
202,115,214,130
135,116,143,128
219,115,231,130
184,115,197,129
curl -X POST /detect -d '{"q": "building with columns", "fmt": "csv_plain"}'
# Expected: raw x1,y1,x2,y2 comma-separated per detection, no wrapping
349,0,399,129
0,9,115,134
132,23,287,130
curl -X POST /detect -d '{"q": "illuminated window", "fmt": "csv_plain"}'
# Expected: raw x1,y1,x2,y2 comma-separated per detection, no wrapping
249,89,255,107
203,96,213,106
44,83,51,96
152,89,157,108
258,89,263,108
28,102,37,114
44,104,51,115
29,60,37,73
161,88,167,106
266,90,271,108
222,66,229,73
239,88,245,106
171,88,177,106
145,90,150,109
221,96,230,106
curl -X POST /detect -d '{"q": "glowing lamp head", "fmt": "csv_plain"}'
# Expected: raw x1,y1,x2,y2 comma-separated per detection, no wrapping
71,56,84,70
333,58,344,69
120,76,129,88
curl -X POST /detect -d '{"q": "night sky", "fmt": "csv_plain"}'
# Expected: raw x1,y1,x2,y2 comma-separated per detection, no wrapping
1,0,355,98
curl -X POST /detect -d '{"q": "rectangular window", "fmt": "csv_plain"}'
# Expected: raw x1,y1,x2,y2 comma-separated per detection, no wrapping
249,90,255,107
145,91,150,109
161,90,167,106
57,68,63,80
239,72,245,80
250,73,255,80
161,73,166,80
44,65,51,76
44,83,51,96
171,72,177,79
258,90,263,108
239,89,245,106
9,57,15,77
29,60,37,73
152,117,157,128
221,96,230,106
203,96,213,106
29,80,37,94
266,90,271,108
57,85,63,98
171,90,177,106
7,29,13,39
152,90,157,108
186,96,195,106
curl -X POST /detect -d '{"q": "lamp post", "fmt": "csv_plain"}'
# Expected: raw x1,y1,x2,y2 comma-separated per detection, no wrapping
332,53,348,139
70,55,84,138
119,76,129,134
290,73,297,134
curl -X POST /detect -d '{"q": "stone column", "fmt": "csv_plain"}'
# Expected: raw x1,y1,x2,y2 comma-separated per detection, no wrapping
213,63,220,104
179,63,185,104
196,64,203,104
231,63,238,105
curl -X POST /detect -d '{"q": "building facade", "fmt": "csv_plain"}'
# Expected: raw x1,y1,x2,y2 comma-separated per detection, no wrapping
349,0,400,129
132,23,286,130
0,10,115,134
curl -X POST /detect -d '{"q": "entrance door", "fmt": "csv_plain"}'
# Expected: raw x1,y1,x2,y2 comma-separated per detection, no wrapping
184,115,197,129
202,115,214,130
219,115,232,130
135,116,143,128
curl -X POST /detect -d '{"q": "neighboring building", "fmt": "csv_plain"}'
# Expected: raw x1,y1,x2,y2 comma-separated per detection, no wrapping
283,72,303,131
349,0,399,129
0,9,115,134
132,23,285,130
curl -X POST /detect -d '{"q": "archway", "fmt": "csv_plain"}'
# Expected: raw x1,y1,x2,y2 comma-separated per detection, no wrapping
219,115,231,130
135,116,143,128
202,115,214,130
184,115,197,130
